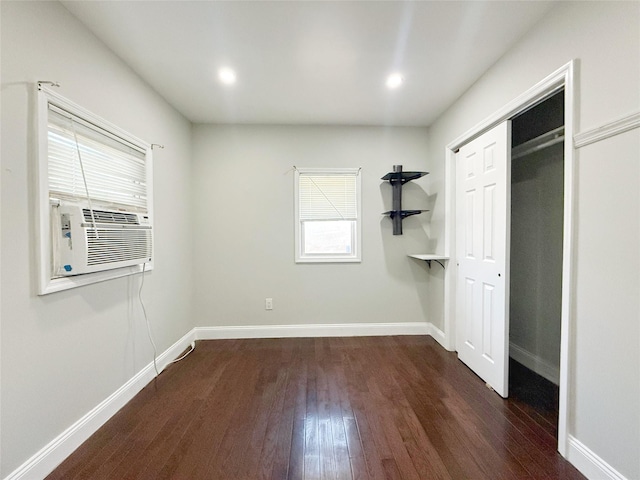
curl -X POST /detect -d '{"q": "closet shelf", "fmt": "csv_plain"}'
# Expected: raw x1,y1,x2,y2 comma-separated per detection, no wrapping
512,126,564,160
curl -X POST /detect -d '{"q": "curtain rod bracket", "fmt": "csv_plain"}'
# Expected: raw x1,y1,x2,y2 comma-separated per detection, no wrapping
151,144,165,150
37,81,60,89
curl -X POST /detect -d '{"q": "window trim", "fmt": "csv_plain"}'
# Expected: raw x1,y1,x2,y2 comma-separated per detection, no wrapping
294,167,362,263
36,86,154,295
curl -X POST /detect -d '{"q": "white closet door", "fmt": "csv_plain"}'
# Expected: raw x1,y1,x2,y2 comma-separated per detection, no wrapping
455,121,511,397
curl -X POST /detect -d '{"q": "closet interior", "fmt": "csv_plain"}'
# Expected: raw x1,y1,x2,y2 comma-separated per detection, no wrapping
508,90,564,436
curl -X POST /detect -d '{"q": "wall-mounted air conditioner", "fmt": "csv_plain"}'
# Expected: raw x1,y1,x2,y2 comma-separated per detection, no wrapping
55,203,152,276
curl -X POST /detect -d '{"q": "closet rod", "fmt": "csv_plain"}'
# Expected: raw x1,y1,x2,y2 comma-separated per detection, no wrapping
512,126,564,160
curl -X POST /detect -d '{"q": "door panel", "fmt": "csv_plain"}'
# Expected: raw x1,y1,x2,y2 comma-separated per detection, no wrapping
483,184,496,262
482,282,495,361
463,278,475,349
456,121,511,397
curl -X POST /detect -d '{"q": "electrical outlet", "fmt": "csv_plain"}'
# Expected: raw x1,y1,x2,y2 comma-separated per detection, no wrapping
265,298,273,310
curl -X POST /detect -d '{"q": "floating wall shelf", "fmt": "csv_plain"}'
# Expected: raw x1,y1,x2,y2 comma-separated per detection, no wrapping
381,165,429,235
408,254,449,269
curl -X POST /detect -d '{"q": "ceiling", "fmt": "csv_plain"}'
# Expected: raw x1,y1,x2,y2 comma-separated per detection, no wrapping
61,1,556,127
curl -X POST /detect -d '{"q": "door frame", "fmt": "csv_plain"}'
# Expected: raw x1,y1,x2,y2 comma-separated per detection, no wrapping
442,60,576,457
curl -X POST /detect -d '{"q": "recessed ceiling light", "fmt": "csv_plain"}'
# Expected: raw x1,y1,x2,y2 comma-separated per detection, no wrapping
386,73,404,89
218,67,236,85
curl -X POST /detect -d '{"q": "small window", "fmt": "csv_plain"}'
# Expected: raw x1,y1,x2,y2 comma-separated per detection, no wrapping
36,86,153,294
294,168,361,263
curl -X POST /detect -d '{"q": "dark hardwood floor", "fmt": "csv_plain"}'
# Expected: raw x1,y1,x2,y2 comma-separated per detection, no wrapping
508,358,560,442
47,336,584,479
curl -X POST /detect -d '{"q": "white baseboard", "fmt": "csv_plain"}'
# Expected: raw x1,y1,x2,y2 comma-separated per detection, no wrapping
567,435,628,480
3,329,196,480
427,323,448,349
509,342,560,385
194,321,430,340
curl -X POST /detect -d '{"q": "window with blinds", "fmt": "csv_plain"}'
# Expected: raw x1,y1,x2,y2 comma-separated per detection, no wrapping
36,86,153,294
294,168,361,263
47,105,148,212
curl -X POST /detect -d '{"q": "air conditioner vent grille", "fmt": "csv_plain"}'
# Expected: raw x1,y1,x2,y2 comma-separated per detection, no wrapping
83,209,140,225
86,229,152,266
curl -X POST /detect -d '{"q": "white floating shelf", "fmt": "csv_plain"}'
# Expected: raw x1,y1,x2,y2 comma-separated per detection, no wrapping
408,254,449,268
408,254,449,261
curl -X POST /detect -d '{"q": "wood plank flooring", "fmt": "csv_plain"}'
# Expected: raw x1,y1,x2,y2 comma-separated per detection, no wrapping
508,358,560,442
47,336,585,479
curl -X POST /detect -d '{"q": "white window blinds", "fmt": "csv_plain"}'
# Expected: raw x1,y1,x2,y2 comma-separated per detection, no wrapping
298,172,358,221
295,168,361,263
47,105,148,211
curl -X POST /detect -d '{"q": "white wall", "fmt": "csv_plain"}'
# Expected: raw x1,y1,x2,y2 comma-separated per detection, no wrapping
191,125,434,330
510,143,564,382
0,2,194,476
426,1,639,478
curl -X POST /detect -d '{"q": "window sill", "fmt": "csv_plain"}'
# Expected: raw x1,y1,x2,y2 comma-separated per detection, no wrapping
39,263,153,295
295,257,361,264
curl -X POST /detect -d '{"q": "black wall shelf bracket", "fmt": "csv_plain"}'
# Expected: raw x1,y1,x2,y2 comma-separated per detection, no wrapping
381,165,429,235
425,259,445,269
